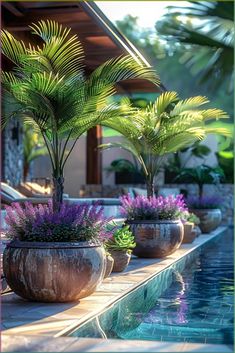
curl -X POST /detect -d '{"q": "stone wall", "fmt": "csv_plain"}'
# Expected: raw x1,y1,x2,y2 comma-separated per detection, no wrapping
2,121,23,187
80,183,234,225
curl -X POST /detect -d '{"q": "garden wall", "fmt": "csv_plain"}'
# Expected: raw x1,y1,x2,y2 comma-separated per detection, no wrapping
2,121,23,187
80,183,234,225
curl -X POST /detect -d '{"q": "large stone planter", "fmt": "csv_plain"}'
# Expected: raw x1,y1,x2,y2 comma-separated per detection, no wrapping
182,222,197,243
110,250,131,272
128,220,184,258
190,209,222,233
104,254,114,278
3,241,105,302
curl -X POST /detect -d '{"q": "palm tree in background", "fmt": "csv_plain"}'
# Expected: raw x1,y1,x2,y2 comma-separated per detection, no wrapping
1,20,159,210
100,92,230,197
156,1,234,93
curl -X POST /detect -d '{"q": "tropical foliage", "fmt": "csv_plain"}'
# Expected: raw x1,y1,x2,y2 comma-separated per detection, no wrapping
175,165,225,199
156,1,234,93
164,141,211,182
1,20,159,210
100,91,230,197
116,14,233,118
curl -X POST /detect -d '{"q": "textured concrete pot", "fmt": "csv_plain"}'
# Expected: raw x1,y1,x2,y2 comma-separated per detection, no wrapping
104,254,114,278
110,250,131,272
128,220,184,258
190,209,222,233
182,222,197,243
3,241,105,302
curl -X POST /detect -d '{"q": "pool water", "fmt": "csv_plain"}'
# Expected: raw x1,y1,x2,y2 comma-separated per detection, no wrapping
70,229,234,345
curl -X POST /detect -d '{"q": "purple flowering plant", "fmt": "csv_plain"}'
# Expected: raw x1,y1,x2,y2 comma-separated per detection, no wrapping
5,201,113,242
120,194,188,221
186,196,222,210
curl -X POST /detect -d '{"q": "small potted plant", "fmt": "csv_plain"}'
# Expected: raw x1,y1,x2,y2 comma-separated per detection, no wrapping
176,165,224,233
181,211,200,243
103,250,114,278
120,194,187,258
105,225,136,272
186,196,222,233
3,202,113,302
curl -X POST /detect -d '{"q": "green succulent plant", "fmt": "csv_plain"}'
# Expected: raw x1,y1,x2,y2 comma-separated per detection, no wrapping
186,213,200,226
105,226,136,253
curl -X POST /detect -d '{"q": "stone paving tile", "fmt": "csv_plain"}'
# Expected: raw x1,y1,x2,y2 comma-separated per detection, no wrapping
2,334,233,353
2,334,77,352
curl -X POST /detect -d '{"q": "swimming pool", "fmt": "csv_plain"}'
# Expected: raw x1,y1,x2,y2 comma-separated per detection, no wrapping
70,228,234,345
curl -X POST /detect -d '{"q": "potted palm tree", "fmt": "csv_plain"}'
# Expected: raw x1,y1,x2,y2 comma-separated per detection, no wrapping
100,92,230,197
1,20,159,302
2,20,159,212
100,92,230,256
176,165,224,233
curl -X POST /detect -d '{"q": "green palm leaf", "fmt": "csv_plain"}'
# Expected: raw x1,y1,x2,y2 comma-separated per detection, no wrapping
1,20,160,210
156,1,234,92
100,91,230,197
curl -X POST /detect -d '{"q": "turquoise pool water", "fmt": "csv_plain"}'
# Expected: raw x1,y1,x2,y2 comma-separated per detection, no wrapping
70,229,234,344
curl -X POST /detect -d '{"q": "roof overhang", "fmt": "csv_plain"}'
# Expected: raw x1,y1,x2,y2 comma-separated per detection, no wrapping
2,1,164,93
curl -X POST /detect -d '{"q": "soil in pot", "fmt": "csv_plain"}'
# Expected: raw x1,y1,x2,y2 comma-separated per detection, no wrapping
110,250,131,272
3,241,105,303
104,254,114,278
128,220,184,258
190,209,222,233
182,222,197,243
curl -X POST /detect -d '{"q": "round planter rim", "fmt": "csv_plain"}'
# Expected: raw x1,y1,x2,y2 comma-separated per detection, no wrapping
6,240,102,249
126,219,181,224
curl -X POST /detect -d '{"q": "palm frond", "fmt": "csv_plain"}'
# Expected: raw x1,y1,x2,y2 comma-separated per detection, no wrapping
87,55,160,91
30,20,85,77
156,1,234,92
152,91,178,116
170,96,209,116
1,30,27,66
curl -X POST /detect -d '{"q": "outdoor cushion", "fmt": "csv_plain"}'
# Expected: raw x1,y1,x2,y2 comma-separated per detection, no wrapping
1,182,25,199
158,187,180,197
132,188,148,197
18,182,52,198
68,198,121,206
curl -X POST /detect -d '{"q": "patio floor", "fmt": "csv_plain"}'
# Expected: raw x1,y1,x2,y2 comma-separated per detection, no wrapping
2,226,233,352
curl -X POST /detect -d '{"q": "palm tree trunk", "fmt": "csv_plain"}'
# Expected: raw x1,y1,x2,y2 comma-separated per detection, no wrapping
146,176,154,198
198,184,204,199
52,174,64,212
23,164,29,182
